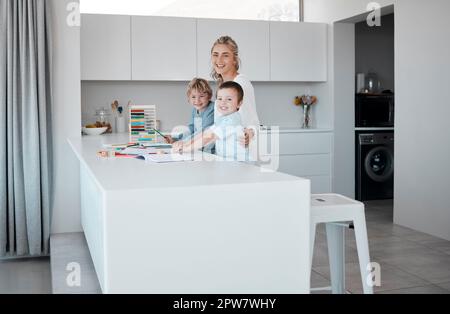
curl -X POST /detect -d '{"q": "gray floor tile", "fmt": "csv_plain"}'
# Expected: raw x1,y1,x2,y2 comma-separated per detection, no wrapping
436,281,450,291
314,262,428,294
379,250,450,284
402,232,448,244
50,233,102,294
0,258,51,294
311,270,330,289
377,285,450,294
368,239,428,260
312,243,360,268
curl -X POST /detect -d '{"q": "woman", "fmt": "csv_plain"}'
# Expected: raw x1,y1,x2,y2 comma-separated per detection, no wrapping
210,36,260,146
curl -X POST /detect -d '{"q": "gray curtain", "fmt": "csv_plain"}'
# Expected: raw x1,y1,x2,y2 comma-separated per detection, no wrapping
0,0,53,257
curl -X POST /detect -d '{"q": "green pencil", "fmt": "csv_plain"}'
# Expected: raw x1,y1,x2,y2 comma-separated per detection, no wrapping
151,128,166,138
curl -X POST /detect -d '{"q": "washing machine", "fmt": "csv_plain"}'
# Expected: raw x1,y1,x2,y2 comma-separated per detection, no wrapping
356,131,394,201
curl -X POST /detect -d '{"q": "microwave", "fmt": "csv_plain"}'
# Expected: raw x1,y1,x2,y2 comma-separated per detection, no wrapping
356,93,394,127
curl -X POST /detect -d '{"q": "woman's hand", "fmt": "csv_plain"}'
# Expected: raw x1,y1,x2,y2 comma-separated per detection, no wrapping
239,128,255,147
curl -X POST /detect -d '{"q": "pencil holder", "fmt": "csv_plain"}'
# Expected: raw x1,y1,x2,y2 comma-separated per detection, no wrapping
116,115,126,133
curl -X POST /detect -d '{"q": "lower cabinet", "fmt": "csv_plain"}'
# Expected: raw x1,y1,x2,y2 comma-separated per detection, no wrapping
261,131,333,194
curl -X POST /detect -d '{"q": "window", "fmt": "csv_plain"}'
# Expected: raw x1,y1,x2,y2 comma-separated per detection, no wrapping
80,0,301,22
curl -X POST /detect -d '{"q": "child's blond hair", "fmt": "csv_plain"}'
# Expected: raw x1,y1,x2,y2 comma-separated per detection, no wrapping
187,78,213,99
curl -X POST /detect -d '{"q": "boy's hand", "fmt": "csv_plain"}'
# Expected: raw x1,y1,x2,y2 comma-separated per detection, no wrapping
172,141,183,154
164,135,174,144
239,128,255,147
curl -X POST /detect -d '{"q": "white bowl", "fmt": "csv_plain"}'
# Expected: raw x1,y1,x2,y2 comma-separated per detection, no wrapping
82,127,108,136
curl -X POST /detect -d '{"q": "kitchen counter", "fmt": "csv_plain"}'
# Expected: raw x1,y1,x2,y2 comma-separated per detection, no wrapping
68,133,311,294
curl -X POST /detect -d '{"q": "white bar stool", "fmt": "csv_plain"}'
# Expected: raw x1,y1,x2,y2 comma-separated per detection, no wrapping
310,193,373,294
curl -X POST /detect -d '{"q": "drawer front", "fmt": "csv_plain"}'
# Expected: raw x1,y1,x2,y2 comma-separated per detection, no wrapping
281,133,332,155
276,154,331,177
260,132,332,156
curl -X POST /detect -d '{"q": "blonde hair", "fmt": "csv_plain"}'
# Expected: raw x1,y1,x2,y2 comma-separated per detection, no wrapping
186,78,213,99
210,36,241,85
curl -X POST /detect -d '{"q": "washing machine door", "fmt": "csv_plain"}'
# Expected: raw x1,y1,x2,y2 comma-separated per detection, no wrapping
364,146,394,182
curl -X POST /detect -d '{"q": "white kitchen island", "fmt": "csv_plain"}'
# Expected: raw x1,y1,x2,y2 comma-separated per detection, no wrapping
68,134,311,294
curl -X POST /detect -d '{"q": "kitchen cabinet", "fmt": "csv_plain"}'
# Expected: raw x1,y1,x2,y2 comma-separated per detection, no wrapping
270,22,327,82
197,19,270,81
81,14,328,82
261,130,333,193
81,14,132,80
131,16,197,81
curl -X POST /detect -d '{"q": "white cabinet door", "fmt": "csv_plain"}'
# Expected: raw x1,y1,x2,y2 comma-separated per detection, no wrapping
261,132,332,155
278,155,331,177
197,19,270,81
81,14,131,80
270,22,327,81
132,16,197,81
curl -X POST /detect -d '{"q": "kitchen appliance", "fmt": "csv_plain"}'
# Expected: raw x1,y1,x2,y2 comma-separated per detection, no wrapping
365,72,381,93
356,73,365,93
356,131,394,201
356,93,394,128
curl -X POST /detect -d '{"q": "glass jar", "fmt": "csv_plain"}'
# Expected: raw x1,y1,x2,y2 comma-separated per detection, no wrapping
95,107,112,133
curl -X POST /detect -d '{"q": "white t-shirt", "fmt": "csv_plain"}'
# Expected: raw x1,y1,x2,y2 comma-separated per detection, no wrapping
214,74,261,130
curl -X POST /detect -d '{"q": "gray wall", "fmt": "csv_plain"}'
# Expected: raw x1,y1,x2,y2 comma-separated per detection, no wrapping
81,81,333,130
355,13,395,92
50,0,82,234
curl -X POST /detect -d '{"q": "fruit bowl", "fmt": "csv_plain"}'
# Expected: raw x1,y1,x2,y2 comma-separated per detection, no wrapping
82,126,108,136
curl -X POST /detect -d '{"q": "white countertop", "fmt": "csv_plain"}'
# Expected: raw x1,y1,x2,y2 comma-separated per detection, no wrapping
68,133,303,192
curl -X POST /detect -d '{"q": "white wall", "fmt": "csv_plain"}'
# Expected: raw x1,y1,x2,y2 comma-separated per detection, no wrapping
394,0,450,241
332,23,355,198
50,0,82,234
81,81,332,130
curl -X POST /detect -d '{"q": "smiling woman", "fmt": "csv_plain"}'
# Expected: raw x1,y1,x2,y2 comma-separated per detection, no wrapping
210,36,260,150
80,0,300,22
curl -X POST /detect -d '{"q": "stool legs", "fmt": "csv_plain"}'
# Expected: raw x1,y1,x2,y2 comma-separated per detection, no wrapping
326,223,346,294
354,215,374,294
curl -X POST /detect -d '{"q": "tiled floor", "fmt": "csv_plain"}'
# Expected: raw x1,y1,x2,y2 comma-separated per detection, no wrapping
0,257,51,294
1,199,450,294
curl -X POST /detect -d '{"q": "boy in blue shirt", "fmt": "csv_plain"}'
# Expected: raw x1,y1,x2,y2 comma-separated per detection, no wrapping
173,81,249,161
165,78,215,152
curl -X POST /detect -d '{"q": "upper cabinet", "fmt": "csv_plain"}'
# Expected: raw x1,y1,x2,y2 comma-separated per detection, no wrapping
81,14,131,80
80,14,328,82
131,16,197,81
270,22,327,82
197,19,270,81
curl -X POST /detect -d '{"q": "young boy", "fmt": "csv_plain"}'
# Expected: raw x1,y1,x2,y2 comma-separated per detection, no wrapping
164,78,215,151
173,81,248,161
